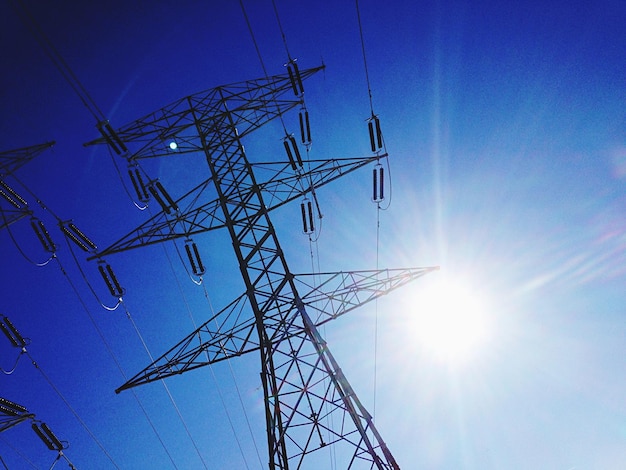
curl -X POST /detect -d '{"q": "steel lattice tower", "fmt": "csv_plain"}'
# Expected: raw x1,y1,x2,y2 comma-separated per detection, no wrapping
86,65,436,469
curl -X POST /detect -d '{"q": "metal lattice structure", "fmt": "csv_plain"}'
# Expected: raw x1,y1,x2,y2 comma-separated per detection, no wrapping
0,142,55,230
88,65,437,469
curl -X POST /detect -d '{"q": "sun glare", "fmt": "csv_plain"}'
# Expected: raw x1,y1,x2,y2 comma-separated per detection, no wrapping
406,275,493,364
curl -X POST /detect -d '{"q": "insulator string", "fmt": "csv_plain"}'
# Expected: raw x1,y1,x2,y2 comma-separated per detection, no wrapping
106,147,148,210
0,209,55,267
378,154,393,211
62,236,122,311
2,172,64,223
171,239,203,285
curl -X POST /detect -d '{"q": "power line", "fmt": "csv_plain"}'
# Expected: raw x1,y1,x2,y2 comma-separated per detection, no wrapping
122,301,209,470
53,256,181,469
25,355,118,468
0,434,39,469
271,0,292,61
10,0,106,122
355,0,375,116
166,235,264,468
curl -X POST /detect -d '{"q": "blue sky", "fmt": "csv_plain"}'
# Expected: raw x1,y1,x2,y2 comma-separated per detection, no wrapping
1,1,625,469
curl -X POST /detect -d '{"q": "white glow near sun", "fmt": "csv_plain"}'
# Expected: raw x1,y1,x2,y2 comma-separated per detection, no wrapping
408,275,492,363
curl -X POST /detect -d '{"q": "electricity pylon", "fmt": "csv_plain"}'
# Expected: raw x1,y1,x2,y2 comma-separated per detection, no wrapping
86,65,437,469
0,141,54,230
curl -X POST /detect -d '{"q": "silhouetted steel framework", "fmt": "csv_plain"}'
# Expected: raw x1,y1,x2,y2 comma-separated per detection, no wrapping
0,397,34,434
86,65,437,469
0,141,55,230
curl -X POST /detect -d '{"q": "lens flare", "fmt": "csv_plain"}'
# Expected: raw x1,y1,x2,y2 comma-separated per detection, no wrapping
405,275,493,364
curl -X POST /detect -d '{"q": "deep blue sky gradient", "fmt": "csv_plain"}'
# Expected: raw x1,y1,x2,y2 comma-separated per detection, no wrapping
1,1,625,469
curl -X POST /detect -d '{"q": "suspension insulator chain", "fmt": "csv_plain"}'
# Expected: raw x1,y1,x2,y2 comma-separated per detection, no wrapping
299,108,311,145
372,164,385,203
284,135,303,171
0,180,28,209
128,166,149,202
368,115,383,153
148,181,179,214
287,60,304,96
185,239,206,276
97,120,128,155
0,315,28,348
98,261,124,298
31,218,56,253
60,221,97,252
301,199,315,234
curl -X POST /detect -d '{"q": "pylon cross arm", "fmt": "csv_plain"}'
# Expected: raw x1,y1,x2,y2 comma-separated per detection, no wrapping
115,293,261,393
0,141,55,175
0,206,32,230
90,154,383,258
83,66,325,160
296,267,439,325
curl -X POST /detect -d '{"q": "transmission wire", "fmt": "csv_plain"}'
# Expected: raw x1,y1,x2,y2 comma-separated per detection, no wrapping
307,235,337,470
164,238,263,469
25,350,120,469
0,435,38,469
239,0,289,135
121,301,210,470
53,256,181,469
0,209,54,267
271,0,292,61
1,350,23,375
10,0,105,122
239,0,270,84
1,199,177,465
13,0,150,210
201,287,264,469
355,0,395,422
355,0,375,115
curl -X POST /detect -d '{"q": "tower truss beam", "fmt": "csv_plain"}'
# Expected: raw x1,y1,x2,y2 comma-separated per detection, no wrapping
88,155,383,259
84,67,325,160
115,267,437,393
0,142,55,176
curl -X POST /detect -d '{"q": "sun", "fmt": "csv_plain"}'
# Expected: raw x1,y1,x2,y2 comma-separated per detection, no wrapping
404,274,493,364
